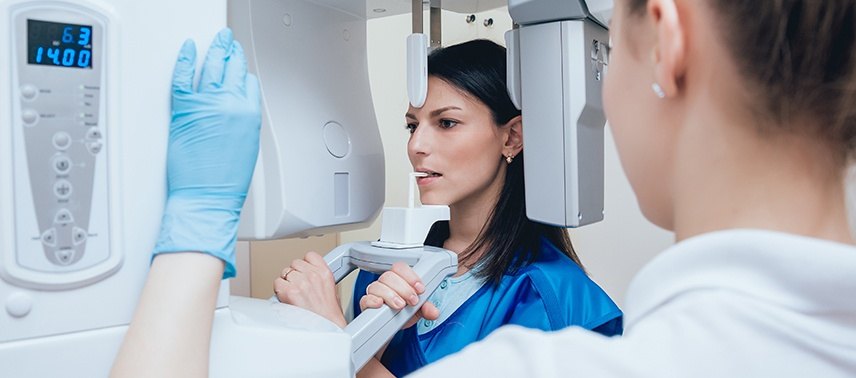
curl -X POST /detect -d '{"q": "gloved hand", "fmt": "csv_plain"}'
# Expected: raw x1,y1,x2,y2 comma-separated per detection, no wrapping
153,28,261,279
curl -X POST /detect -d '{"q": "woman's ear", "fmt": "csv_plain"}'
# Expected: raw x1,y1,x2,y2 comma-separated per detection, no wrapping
648,0,686,97
503,115,523,157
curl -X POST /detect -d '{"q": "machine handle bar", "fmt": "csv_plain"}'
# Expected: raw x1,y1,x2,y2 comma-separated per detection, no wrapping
323,241,458,372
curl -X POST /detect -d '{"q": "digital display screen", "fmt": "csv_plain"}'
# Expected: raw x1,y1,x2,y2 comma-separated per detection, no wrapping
27,19,93,69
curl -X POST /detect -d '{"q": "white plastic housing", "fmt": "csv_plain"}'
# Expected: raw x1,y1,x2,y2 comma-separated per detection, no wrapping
407,33,428,108
230,0,385,240
376,205,450,247
505,28,522,110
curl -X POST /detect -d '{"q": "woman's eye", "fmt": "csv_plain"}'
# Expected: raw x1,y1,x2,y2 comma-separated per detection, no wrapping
439,119,458,129
405,123,417,134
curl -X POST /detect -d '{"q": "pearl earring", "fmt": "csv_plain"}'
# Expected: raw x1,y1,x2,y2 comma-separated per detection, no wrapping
651,83,666,99
505,154,514,164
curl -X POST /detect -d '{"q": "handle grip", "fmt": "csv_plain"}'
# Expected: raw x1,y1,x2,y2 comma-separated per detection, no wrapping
323,241,457,372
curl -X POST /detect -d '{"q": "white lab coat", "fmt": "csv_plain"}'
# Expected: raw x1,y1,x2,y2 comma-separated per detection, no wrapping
409,229,856,377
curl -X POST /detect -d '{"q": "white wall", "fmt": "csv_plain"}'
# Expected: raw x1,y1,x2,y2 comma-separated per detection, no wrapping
342,8,673,307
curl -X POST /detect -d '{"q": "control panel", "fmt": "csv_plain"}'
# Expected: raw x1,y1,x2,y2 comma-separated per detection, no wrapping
7,4,113,287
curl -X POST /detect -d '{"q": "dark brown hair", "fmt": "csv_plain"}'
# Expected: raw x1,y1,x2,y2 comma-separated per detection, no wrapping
425,40,583,286
627,0,856,163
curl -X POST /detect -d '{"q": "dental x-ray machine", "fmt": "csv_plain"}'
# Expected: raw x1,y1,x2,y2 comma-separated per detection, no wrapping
0,0,611,376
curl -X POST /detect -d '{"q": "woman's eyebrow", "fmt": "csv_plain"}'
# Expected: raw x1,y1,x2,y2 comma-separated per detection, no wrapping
430,106,462,117
405,106,462,120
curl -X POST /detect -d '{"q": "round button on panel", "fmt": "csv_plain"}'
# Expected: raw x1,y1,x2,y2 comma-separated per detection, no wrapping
86,127,102,140
322,121,351,158
54,209,74,225
439,280,448,289
22,109,38,126
55,249,74,265
87,142,103,155
41,228,57,246
53,155,72,174
20,84,38,100
72,227,87,245
53,132,72,150
6,292,33,318
54,179,73,200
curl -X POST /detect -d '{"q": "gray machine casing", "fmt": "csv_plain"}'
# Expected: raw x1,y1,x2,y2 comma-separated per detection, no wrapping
508,0,611,228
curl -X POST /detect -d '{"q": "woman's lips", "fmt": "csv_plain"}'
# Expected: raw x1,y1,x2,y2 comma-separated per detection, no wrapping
414,169,442,186
416,169,443,186
416,174,442,186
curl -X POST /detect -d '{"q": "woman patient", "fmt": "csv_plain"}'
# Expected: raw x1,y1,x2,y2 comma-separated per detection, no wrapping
274,39,622,377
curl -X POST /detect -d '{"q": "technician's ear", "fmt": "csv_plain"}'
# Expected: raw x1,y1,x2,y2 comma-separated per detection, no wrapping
503,115,523,157
648,0,686,97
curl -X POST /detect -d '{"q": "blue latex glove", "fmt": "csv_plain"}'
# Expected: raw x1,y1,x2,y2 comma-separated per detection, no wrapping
153,28,261,279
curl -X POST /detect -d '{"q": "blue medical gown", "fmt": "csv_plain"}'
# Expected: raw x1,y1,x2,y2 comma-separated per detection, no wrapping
352,237,623,377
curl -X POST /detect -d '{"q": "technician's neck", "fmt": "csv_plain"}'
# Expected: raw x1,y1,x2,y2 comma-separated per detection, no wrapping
672,109,854,245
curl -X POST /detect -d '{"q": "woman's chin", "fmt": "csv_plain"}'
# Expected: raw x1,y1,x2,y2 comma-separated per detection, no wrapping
418,195,448,206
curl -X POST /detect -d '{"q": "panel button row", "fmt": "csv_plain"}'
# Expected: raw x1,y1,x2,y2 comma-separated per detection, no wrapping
86,125,103,155
40,227,88,248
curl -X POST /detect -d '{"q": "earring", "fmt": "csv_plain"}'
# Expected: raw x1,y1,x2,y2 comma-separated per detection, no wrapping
651,83,666,99
505,154,513,164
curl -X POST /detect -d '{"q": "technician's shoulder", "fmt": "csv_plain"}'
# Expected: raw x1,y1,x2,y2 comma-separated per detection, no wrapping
408,325,654,377
411,294,720,378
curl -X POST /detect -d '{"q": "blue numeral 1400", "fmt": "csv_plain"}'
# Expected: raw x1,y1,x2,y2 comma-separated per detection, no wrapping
35,47,91,67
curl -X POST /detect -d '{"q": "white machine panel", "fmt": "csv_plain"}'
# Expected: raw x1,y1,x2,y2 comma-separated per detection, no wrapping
230,0,385,240
0,0,227,374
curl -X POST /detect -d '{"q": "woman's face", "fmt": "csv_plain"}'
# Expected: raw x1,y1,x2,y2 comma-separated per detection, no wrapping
406,77,508,207
603,1,677,229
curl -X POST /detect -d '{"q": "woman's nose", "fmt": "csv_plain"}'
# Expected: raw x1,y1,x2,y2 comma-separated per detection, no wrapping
408,124,432,157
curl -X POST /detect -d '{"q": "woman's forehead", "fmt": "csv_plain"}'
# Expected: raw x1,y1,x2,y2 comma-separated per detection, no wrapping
406,78,488,116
